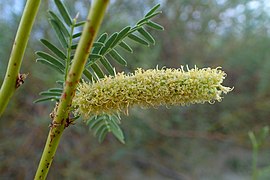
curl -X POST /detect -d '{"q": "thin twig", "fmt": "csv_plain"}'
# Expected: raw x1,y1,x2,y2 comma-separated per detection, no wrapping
34,1,110,179
0,0,41,116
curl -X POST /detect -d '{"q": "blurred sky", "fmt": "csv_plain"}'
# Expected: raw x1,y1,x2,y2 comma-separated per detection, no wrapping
1,0,270,17
1,0,270,36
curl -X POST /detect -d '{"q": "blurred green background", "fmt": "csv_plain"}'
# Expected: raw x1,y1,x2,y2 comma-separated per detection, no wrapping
1,0,270,179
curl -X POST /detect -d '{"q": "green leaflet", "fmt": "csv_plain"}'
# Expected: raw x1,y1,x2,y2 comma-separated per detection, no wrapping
34,97,59,103
56,80,64,86
100,57,115,76
90,63,104,78
89,53,103,61
137,27,155,44
92,33,108,54
118,41,133,53
49,19,68,48
88,116,106,130
54,0,72,26
100,32,118,55
72,32,82,39
93,42,104,48
39,91,62,97
48,10,69,37
108,49,127,66
108,116,125,144
145,4,161,17
86,114,125,144
71,43,78,50
34,87,63,103
83,69,94,81
128,34,149,46
36,51,65,70
74,21,86,27
98,128,109,143
46,88,63,93
36,58,64,74
111,26,131,47
40,39,66,60
146,20,164,30
137,11,162,25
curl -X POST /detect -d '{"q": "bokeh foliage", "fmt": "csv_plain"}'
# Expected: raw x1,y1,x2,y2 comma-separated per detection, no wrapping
1,0,270,179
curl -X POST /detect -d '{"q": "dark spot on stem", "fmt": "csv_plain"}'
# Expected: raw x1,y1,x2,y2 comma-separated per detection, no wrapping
64,117,75,128
14,63,17,66
66,81,73,87
68,73,73,78
69,72,76,77
85,42,91,53
89,26,95,34
70,92,74,97
62,92,67,99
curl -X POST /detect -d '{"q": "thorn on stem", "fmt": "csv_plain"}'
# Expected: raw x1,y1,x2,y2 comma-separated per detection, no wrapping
16,73,28,88
74,12,80,20
64,117,75,128
49,120,61,129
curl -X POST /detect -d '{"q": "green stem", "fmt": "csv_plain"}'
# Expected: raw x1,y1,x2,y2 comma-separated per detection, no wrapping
249,131,259,180
65,17,76,81
34,1,110,179
252,146,258,180
0,0,41,117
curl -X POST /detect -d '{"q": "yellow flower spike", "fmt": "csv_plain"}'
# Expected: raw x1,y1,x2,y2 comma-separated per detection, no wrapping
73,66,233,118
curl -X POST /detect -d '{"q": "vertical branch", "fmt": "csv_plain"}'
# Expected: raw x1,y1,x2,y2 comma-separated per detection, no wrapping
0,0,41,116
249,131,259,180
34,0,110,179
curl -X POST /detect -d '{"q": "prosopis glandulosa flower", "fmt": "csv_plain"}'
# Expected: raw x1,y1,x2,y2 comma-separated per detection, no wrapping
73,66,233,118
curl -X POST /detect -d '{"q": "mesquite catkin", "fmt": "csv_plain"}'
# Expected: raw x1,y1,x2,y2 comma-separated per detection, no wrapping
73,66,232,118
